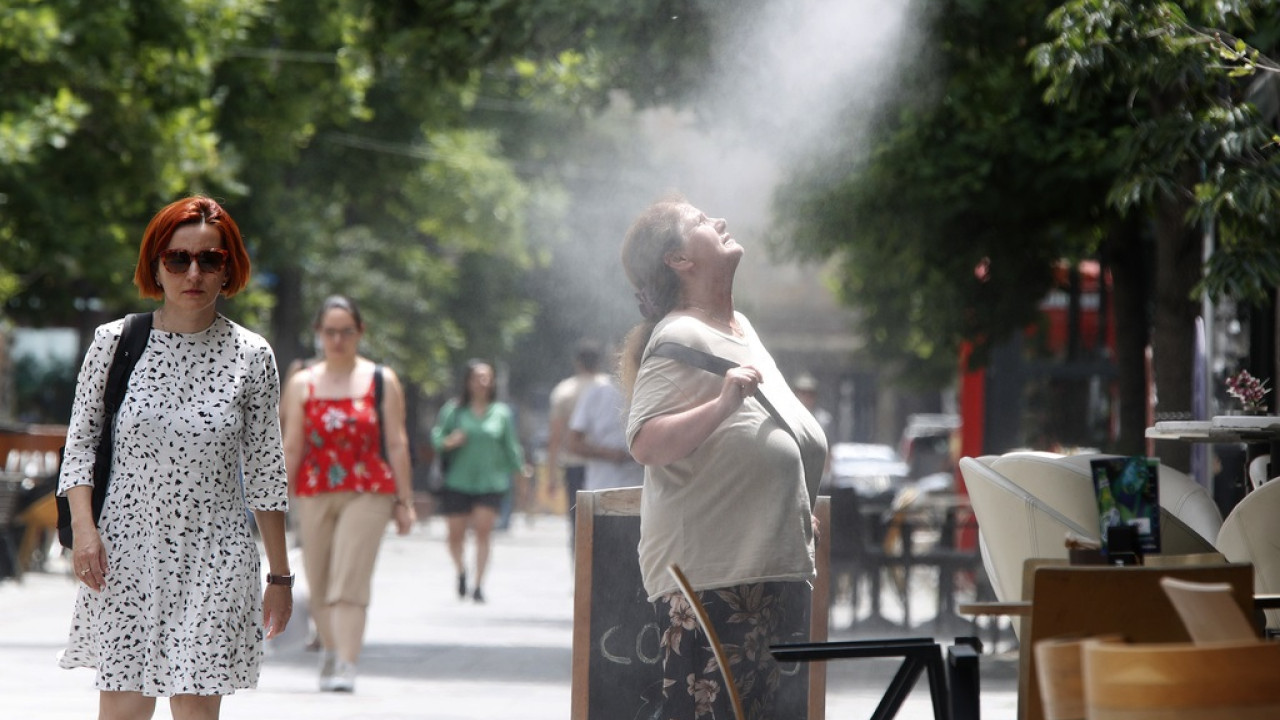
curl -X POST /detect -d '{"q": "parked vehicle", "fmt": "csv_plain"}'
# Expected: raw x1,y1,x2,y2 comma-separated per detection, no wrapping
899,413,961,479
825,442,911,501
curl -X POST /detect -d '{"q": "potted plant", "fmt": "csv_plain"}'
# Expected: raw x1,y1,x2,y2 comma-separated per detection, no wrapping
1225,369,1271,414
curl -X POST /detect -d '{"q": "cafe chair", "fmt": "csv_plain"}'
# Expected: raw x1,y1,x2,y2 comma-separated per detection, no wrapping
666,564,747,720
1055,453,1223,546
1215,476,1280,631
1159,576,1261,643
957,457,1095,627
1082,638,1280,719
1247,453,1271,491
987,452,1100,534
1020,563,1255,720
997,451,1220,555
1034,635,1122,720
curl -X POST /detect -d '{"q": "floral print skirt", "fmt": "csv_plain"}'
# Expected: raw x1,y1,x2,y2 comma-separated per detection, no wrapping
654,580,811,720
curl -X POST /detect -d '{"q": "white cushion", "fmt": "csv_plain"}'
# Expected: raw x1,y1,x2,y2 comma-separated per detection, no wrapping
959,457,1094,616
1216,477,1280,629
1056,454,1223,546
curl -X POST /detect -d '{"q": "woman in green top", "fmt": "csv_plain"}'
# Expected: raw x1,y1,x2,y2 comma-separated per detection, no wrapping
431,359,525,602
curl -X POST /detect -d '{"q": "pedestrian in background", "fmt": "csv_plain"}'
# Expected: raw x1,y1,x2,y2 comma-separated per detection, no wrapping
546,339,609,556
621,196,828,720
431,359,526,603
280,295,416,692
567,376,644,491
58,195,292,719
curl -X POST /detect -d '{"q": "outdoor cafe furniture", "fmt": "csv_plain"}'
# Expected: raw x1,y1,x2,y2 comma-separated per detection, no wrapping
1146,414,1280,481
956,457,1095,638
965,562,1257,720
1082,638,1280,719
828,485,982,636
1215,475,1280,631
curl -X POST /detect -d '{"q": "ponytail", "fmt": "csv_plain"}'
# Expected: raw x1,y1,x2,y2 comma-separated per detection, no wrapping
619,198,689,400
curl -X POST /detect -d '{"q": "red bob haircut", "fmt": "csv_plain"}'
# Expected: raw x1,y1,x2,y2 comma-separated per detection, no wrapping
132,196,251,300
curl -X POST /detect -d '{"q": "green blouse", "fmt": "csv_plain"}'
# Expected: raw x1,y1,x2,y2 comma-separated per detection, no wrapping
431,399,523,494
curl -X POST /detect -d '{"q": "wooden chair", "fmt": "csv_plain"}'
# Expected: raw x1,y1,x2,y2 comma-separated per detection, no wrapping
667,564,747,720
1020,563,1255,720
1159,576,1261,643
1033,634,1122,720
1082,639,1280,719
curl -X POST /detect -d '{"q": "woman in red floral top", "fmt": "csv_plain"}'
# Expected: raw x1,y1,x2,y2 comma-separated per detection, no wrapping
281,295,415,693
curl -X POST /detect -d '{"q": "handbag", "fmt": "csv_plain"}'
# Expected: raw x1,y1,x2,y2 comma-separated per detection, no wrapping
55,312,152,549
429,404,459,494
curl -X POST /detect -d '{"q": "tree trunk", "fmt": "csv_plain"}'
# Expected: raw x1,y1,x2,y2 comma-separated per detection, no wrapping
1104,218,1150,456
1149,187,1203,473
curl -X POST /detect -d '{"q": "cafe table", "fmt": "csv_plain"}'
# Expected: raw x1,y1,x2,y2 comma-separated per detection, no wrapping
1146,415,1280,481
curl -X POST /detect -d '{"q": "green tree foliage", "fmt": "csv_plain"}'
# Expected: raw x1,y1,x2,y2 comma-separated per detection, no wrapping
0,0,268,324
1032,0,1280,461
777,0,1280,457
0,0,718,404
1032,0,1280,306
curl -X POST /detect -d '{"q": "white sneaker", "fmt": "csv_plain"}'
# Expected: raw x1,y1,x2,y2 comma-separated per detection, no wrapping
328,660,357,693
318,650,336,691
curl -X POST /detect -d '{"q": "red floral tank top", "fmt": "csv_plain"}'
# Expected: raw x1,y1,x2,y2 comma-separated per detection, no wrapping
296,374,395,496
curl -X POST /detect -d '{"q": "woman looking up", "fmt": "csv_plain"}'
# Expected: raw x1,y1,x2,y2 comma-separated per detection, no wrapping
280,295,416,692
58,195,291,719
621,196,828,720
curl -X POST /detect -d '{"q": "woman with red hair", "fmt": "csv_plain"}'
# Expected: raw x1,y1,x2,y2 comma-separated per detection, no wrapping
57,195,291,719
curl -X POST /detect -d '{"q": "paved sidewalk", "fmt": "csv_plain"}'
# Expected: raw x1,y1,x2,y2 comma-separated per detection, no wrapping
0,515,1017,719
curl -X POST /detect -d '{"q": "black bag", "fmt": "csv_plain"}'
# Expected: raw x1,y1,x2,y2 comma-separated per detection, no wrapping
373,363,386,460
430,404,458,494
55,312,152,549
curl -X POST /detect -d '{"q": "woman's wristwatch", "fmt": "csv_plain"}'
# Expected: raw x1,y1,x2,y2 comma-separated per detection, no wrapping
265,573,295,587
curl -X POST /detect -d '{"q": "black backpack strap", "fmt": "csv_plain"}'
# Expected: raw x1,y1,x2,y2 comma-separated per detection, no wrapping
650,342,738,376
648,342,797,443
373,364,387,460
92,312,153,517
103,313,153,416
59,312,152,548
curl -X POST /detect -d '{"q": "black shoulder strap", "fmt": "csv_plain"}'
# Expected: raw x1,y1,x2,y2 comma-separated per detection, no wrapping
92,312,152,514
649,342,797,443
56,312,152,545
374,364,387,460
104,312,153,416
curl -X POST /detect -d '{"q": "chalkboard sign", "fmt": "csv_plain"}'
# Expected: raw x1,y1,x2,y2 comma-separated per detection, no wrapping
571,487,830,720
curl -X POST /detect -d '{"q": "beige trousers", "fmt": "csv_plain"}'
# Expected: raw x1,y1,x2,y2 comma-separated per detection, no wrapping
296,492,394,663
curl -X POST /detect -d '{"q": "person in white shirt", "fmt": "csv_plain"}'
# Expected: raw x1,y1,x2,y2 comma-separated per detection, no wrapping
567,379,644,491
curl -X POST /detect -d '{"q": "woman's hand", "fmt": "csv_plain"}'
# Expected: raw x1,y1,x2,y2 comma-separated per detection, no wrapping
71,524,108,592
718,366,763,410
630,364,764,467
393,501,416,535
262,584,293,639
444,429,468,451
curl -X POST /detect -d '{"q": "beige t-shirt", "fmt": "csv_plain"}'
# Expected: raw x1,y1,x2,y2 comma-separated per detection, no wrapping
626,313,828,599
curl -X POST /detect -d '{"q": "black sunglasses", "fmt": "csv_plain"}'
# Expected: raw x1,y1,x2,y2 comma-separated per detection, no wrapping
159,248,229,275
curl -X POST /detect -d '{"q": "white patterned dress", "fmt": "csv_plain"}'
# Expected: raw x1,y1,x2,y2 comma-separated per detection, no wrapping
57,314,288,696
